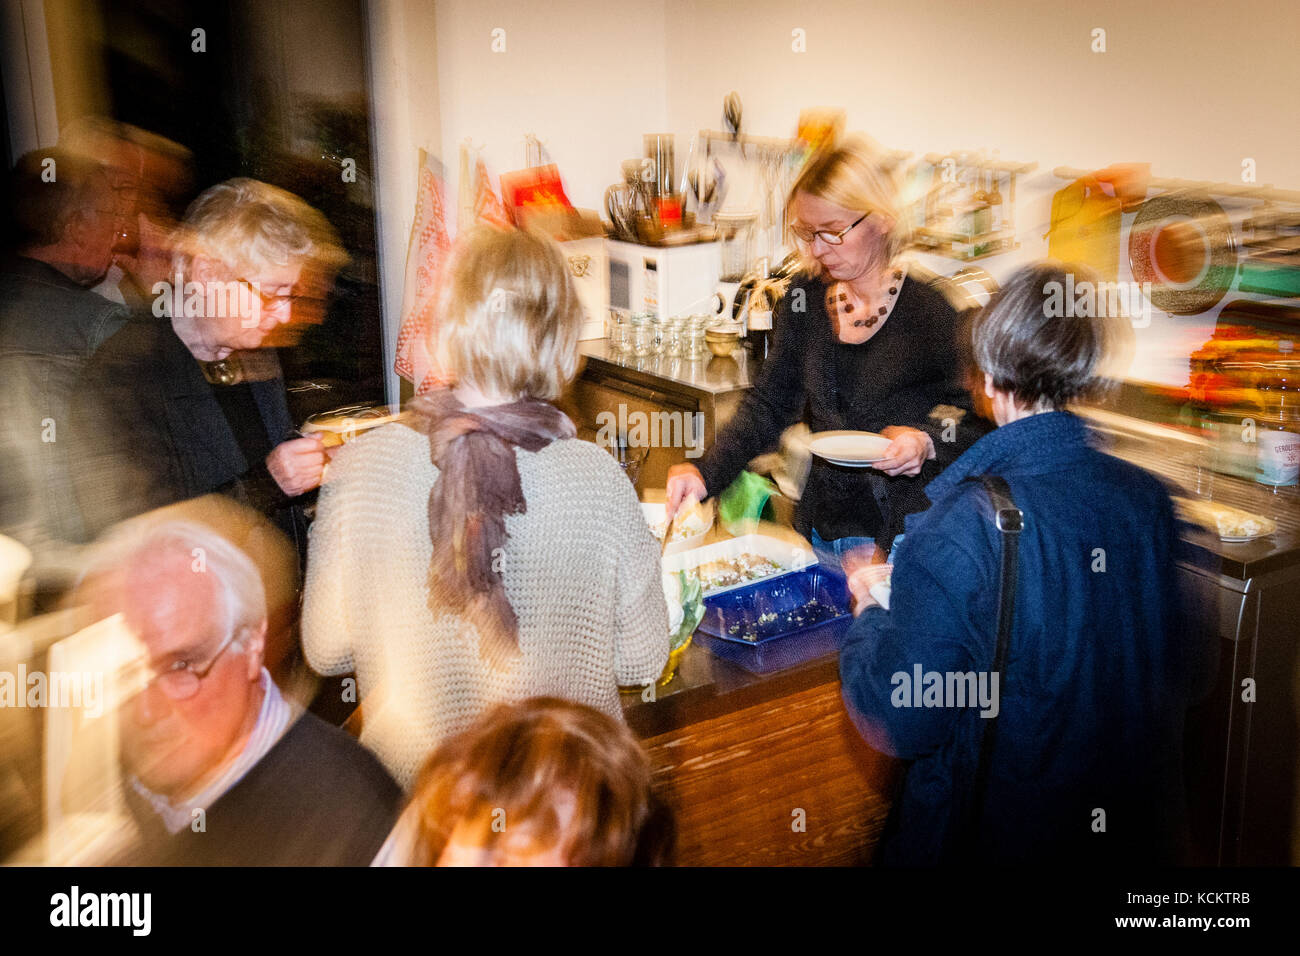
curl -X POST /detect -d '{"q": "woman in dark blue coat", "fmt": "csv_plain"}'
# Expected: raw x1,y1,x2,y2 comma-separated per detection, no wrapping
839,263,1216,865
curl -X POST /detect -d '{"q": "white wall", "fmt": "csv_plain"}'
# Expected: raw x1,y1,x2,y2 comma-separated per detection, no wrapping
657,0,1300,386
433,0,669,212
429,0,1299,219
663,0,1298,185
404,0,1300,389
367,0,444,404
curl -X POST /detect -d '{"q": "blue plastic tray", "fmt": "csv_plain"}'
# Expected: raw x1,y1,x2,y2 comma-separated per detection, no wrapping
694,563,852,674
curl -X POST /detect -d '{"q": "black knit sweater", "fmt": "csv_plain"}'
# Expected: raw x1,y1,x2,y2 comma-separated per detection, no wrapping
119,712,401,866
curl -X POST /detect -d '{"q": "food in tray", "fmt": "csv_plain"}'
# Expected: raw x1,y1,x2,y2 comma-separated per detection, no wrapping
725,597,842,642
1173,497,1278,540
693,553,785,592
650,501,711,543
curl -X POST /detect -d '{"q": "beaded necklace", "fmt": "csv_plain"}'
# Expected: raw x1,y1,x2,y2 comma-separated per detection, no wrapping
825,262,908,338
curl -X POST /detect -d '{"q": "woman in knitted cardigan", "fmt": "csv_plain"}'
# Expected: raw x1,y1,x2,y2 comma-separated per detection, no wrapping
301,227,669,789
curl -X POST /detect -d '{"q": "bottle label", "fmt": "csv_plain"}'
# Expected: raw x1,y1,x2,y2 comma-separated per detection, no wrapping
1256,429,1300,486
748,308,773,331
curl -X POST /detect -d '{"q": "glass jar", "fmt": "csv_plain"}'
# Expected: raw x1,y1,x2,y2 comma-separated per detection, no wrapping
662,316,686,357
606,309,628,353
685,314,712,358
1208,405,1262,479
1255,362,1300,489
714,212,758,282
629,313,653,357
649,314,668,355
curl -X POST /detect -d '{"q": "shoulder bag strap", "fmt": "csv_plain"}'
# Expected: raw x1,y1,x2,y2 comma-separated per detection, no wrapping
951,473,1022,860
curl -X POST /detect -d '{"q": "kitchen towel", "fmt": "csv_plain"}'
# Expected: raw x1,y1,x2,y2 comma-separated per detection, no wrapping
394,150,512,395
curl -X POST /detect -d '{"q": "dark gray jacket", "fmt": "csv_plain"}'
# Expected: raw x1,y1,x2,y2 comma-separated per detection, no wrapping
0,255,127,553
68,312,302,545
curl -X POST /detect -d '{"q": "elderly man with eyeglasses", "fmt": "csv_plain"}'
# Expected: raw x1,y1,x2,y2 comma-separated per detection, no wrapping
68,178,346,561
85,520,400,866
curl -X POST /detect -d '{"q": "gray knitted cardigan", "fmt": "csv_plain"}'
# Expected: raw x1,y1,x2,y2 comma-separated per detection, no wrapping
302,421,670,789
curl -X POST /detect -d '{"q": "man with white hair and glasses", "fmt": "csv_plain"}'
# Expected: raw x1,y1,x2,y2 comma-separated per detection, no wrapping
83,519,399,866
69,178,346,558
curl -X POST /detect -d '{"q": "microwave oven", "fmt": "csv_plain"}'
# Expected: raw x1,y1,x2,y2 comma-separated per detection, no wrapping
605,239,722,320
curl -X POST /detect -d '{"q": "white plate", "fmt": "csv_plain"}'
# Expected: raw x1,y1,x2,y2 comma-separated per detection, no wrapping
1173,497,1277,542
807,430,892,466
1218,530,1275,543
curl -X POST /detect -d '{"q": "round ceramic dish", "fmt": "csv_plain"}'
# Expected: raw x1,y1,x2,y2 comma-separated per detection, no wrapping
807,430,892,466
1129,195,1238,315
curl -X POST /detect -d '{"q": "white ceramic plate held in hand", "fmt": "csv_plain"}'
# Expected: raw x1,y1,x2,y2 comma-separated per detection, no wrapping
807,430,892,467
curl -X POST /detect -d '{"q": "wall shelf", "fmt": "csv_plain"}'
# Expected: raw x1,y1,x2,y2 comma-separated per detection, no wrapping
1051,166,1300,205
905,151,1036,263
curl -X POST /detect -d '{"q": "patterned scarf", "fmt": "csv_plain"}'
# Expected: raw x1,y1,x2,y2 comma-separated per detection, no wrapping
408,388,576,665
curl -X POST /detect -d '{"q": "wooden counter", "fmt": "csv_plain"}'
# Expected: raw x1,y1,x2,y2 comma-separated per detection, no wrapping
622,641,902,866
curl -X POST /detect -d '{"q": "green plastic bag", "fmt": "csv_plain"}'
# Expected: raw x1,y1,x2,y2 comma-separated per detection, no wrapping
717,470,780,536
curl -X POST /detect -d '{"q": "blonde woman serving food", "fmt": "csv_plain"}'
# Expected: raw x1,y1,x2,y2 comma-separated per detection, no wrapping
667,138,989,559
302,227,669,788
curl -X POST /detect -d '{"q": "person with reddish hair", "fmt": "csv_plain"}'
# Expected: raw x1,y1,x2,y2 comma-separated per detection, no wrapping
376,697,673,867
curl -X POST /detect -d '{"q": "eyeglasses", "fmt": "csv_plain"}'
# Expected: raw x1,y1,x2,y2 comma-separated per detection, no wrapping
236,276,300,313
91,207,132,242
791,212,870,247
143,627,245,701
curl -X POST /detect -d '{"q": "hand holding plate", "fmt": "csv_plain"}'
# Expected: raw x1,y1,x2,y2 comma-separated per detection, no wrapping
872,426,934,477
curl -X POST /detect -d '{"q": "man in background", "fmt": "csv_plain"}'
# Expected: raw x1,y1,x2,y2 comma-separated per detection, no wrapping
0,149,129,597
58,117,194,312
